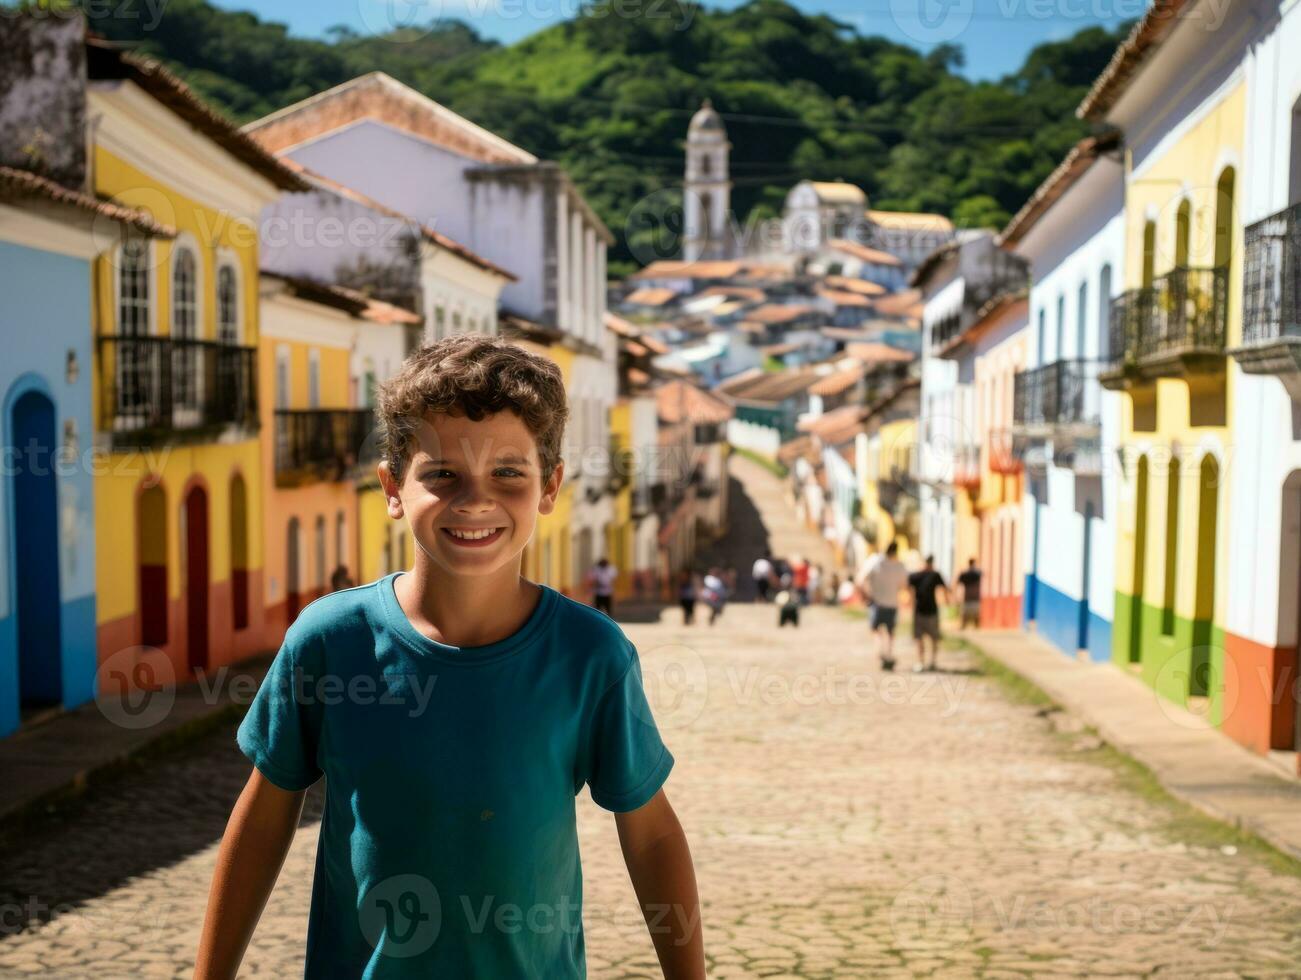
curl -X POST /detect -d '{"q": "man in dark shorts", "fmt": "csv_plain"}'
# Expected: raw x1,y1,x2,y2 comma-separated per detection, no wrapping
855,542,908,671
957,558,982,629
908,555,950,672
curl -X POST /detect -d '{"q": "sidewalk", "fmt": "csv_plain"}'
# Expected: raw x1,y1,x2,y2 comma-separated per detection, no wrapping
970,628,1301,862
0,653,273,827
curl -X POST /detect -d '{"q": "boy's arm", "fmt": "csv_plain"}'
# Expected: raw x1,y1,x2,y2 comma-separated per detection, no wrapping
614,788,706,980
193,768,306,980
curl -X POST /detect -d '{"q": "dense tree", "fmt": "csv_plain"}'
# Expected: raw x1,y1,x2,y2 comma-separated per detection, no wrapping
59,0,1130,273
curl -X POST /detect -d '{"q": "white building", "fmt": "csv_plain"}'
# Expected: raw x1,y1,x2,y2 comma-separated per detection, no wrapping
246,72,616,589
782,180,867,253
683,100,734,262
1229,0,1301,756
1001,134,1125,662
914,231,1029,583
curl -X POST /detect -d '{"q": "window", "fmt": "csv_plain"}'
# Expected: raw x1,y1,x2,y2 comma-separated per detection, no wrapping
1075,281,1088,360
1054,294,1065,363
435,306,446,341
1098,265,1113,359
1142,221,1157,286
452,312,462,334
1175,199,1192,268
700,152,711,178
119,237,150,336
116,236,152,419
172,246,199,411
217,264,239,344
315,515,326,591
308,350,321,408
1214,168,1236,270
275,350,290,409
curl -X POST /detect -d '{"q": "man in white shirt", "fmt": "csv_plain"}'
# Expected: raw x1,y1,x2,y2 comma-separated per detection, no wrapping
751,554,775,603
855,542,909,671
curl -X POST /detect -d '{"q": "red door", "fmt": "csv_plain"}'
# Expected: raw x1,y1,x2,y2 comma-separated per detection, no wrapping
186,487,209,673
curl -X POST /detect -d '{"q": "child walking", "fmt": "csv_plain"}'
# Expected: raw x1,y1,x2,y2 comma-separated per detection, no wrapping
193,336,704,978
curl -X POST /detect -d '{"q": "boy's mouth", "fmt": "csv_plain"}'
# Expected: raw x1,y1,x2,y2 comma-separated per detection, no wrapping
441,526,506,548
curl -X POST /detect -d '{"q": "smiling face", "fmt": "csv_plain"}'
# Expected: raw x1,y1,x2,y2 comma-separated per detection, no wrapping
378,408,563,579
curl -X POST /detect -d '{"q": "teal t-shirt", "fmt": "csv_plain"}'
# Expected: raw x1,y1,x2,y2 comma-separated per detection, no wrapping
236,571,674,977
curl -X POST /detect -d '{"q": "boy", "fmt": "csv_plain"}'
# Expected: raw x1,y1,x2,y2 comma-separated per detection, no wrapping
193,337,705,978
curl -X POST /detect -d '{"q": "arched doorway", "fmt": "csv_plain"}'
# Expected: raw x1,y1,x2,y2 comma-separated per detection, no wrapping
1190,456,1219,697
11,389,62,711
286,517,302,620
184,486,209,673
230,473,248,631
138,483,168,648
1129,457,1148,663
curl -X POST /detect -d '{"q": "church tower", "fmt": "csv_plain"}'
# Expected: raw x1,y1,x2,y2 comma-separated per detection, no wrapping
683,99,732,261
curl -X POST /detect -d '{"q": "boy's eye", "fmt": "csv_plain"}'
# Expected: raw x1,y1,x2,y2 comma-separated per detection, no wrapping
495,467,524,478
423,469,455,480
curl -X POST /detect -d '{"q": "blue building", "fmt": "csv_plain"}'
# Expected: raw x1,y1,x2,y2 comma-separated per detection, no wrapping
0,168,171,736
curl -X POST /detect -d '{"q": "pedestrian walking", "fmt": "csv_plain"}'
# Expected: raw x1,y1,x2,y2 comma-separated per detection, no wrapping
909,555,950,672
701,567,728,626
958,558,982,629
677,568,697,625
775,586,800,627
791,554,811,605
586,556,617,618
751,554,775,602
329,565,354,592
808,563,823,606
855,542,909,671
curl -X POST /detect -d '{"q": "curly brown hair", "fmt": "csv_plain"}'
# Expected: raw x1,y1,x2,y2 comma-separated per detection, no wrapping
375,334,569,485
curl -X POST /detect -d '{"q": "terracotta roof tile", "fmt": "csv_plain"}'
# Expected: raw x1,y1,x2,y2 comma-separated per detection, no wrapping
0,166,176,237
655,379,735,425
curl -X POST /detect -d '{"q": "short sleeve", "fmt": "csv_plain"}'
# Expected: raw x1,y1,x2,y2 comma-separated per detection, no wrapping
586,646,674,813
236,635,325,791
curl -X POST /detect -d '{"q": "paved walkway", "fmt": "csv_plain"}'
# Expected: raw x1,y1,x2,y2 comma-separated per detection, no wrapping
969,628,1301,862
2,457,1300,976
3,603,1300,977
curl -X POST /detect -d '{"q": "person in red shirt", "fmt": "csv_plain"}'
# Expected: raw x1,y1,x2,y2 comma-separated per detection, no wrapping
791,554,811,604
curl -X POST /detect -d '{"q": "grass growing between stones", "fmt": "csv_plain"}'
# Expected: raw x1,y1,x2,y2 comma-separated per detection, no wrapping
953,636,1301,881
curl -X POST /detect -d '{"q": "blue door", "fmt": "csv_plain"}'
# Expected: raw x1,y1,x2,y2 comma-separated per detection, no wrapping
12,390,62,709
1079,499,1093,653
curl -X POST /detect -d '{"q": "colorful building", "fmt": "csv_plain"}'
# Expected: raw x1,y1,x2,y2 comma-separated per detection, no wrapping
1081,2,1244,723
1225,0,1301,758
1003,135,1125,661
85,41,307,685
936,292,1029,628
0,164,170,737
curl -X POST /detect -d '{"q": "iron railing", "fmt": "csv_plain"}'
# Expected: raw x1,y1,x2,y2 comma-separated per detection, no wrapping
99,335,257,443
1242,203,1301,348
1136,266,1228,361
1014,360,1102,427
274,409,376,483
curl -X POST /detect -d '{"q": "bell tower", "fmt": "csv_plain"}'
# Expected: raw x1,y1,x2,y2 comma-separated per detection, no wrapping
683,99,732,261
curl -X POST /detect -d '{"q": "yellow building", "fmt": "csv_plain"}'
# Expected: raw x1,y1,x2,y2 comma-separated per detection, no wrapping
258,275,423,642
855,381,921,559
503,316,576,595
89,45,306,680
1083,13,1243,717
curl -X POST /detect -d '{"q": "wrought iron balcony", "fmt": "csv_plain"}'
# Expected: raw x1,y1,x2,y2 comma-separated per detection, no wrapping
1014,360,1102,434
988,427,1025,475
1102,267,1228,387
98,335,258,447
1233,203,1301,393
952,443,981,490
275,409,377,486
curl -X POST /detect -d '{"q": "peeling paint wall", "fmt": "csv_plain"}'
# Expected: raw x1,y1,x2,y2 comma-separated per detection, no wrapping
0,16,86,187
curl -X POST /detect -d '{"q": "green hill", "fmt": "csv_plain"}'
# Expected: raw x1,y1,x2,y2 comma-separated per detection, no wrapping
58,0,1128,273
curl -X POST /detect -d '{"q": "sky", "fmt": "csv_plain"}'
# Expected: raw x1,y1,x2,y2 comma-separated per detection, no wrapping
209,0,1138,81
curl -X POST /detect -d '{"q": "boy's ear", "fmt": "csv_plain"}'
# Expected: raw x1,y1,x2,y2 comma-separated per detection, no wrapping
537,459,564,515
377,461,405,519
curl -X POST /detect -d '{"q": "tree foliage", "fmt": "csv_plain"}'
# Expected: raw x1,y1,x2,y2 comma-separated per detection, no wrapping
68,0,1129,273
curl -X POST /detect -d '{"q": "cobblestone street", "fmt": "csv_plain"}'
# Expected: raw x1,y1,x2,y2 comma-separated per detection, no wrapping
2,591,1301,978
